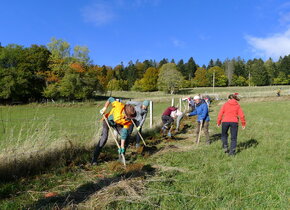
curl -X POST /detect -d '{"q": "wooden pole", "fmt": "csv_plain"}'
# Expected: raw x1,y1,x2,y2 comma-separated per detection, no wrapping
150,100,153,128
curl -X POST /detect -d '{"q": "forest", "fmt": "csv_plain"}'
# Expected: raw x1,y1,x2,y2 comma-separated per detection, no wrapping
0,38,290,103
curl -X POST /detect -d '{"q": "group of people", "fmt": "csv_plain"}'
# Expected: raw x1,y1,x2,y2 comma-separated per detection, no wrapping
91,93,246,165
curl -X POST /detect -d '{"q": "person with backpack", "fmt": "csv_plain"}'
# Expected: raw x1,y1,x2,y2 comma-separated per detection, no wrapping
161,106,177,137
126,100,150,148
217,93,246,156
187,95,210,144
91,97,136,165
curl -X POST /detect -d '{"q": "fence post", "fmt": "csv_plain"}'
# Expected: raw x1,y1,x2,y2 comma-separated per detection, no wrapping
171,98,174,106
150,100,153,128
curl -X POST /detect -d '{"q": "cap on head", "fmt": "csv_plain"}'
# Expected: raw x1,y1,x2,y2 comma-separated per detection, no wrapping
124,104,136,119
142,100,150,107
193,95,201,100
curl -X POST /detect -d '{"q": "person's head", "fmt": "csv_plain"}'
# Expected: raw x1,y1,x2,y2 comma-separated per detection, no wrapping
193,95,201,103
124,104,136,119
142,100,149,110
228,94,240,101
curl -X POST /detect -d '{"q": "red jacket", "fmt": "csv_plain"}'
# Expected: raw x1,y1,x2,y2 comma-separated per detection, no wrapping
162,106,177,116
217,99,246,126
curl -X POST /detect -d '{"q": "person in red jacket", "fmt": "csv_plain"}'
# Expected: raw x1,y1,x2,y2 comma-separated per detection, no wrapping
161,106,177,137
217,93,246,155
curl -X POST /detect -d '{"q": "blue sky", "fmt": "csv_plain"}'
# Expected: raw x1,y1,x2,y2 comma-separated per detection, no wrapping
1,0,290,67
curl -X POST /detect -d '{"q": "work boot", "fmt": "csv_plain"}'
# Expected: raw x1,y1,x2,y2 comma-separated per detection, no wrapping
118,148,125,154
229,150,236,156
161,127,167,137
91,146,102,165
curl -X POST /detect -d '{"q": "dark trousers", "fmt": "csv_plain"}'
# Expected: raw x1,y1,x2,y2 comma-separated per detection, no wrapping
161,115,174,128
92,120,123,163
128,120,142,145
221,122,238,154
196,121,210,142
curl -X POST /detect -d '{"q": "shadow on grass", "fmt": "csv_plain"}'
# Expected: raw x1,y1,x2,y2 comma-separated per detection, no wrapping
237,139,259,153
209,133,221,143
27,164,155,209
180,124,192,134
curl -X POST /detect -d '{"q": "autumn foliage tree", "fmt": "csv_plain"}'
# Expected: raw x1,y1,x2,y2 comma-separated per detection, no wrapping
132,67,159,91
158,63,184,94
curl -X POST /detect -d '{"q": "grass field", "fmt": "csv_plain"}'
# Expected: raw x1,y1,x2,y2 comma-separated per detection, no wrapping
0,95,289,209
0,86,289,209
105,100,290,209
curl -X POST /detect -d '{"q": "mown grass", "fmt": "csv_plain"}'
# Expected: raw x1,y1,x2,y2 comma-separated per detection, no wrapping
111,85,290,100
106,100,290,209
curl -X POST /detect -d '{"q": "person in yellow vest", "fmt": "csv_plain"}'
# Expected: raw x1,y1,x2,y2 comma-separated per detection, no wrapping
91,97,136,165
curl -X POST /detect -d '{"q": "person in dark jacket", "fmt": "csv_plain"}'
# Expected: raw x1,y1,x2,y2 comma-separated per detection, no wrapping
217,93,246,155
187,95,210,144
161,106,177,137
126,100,149,148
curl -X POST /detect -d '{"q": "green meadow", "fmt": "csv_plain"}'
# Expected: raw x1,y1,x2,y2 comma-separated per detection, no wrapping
0,87,289,209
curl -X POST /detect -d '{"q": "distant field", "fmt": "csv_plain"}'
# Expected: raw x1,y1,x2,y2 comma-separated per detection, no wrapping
111,85,290,100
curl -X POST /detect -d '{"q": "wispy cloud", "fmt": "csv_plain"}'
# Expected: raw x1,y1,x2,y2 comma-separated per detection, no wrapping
171,38,186,48
279,12,290,25
81,2,115,26
277,2,290,25
245,29,290,59
198,34,210,41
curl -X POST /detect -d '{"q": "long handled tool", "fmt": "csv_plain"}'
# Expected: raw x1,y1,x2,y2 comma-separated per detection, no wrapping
131,120,147,146
103,115,126,166
196,120,203,146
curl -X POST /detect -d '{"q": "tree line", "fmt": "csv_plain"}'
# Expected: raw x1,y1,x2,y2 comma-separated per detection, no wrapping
0,38,290,103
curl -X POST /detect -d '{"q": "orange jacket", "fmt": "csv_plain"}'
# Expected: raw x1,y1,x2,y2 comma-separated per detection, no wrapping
105,100,132,129
217,99,246,126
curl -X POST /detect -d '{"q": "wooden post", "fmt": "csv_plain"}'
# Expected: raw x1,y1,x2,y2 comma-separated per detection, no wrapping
171,98,174,106
150,100,153,128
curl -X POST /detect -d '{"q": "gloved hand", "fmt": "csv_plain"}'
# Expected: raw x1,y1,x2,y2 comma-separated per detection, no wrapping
136,126,141,131
118,148,125,154
100,107,106,115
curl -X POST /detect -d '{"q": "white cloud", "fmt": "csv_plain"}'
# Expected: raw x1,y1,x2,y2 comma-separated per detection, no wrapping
171,38,185,48
81,3,115,26
246,29,290,59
